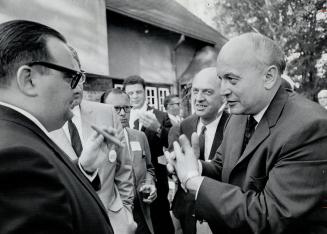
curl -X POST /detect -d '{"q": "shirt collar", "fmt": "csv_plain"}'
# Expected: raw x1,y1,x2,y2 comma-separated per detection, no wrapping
253,105,269,124
197,112,222,131
0,101,50,136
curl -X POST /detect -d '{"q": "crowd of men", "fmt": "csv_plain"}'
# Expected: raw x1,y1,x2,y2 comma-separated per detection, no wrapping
0,19,327,234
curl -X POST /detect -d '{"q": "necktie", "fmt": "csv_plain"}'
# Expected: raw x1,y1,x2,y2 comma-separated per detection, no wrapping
133,119,139,130
199,125,207,161
241,115,257,154
68,119,83,157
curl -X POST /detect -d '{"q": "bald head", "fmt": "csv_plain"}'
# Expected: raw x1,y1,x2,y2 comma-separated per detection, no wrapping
318,89,327,109
191,67,223,124
218,33,286,75
216,33,285,115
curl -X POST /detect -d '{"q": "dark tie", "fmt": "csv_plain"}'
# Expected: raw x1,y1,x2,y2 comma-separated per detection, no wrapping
241,115,257,154
199,125,207,161
68,119,83,157
133,119,139,130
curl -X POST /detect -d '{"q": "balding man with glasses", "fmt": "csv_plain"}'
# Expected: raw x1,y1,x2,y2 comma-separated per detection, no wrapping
101,88,157,234
0,20,114,234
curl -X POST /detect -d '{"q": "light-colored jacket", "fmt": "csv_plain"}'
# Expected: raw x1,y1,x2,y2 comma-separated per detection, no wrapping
49,100,135,234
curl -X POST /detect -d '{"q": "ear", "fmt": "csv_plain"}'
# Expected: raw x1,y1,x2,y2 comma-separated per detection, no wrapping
263,65,278,90
16,65,38,97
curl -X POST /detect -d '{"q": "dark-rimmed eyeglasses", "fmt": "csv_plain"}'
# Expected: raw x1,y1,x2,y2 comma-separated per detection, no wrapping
167,102,180,106
114,105,132,114
26,61,86,89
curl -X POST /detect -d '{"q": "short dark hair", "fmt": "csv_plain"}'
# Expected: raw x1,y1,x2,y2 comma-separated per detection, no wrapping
164,94,179,108
100,88,129,103
122,75,146,91
0,20,66,87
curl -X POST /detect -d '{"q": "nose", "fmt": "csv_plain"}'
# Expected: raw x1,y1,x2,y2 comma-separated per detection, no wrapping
194,91,205,101
220,79,231,96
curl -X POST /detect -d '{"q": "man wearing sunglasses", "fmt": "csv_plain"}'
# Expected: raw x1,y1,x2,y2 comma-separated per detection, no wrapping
50,47,135,234
101,88,157,234
0,20,113,234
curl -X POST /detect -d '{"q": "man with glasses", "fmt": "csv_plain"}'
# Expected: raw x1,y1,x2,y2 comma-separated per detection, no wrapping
101,88,157,234
164,95,183,126
0,20,113,233
50,47,135,234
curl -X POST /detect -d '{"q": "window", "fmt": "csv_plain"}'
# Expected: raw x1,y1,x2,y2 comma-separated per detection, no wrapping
114,84,123,90
146,87,158,109
158,88,170,111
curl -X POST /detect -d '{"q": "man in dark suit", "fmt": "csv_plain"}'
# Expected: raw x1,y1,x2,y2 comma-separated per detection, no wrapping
170,67,228,234
123,76,175,234
0,20,113,234
168,33,327,234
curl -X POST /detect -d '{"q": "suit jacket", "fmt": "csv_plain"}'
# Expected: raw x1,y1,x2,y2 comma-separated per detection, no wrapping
196,87,327,234
140,106,175,234
50,100,135,234
125,127,155,234
171,112,229,221
0,105,113,234
140,106,172,199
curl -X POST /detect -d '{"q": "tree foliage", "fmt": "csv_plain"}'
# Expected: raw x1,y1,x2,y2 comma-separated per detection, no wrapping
214,0,327,100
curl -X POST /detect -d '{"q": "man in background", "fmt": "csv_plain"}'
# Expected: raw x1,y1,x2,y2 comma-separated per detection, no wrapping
50,47,135,234
317,89,327,110
0,20,113,234
123,76,175,234
170,67,228,234
164,94,183,126
102,88,157,234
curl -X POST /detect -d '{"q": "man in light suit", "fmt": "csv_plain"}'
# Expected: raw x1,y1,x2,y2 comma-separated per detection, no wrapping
0,20,113,234
168,33,327,234
123,76,175,234
170,67,229,234
50,48,135,234
102,88,158,234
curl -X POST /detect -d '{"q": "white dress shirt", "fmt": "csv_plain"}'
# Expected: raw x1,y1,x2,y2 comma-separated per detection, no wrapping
197,114,222,161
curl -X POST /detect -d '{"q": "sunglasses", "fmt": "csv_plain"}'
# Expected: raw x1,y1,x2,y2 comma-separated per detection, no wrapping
114,105,132,114
26,61,86,89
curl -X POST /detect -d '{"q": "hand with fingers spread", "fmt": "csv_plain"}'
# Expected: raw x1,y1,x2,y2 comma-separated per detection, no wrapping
79,126,117,172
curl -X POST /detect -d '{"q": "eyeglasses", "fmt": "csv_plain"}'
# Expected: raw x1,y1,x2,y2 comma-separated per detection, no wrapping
114,105,132,114
26,61,86,89
168,102,180,106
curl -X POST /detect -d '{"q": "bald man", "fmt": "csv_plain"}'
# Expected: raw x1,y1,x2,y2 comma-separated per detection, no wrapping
170,67,228,234
317,89,327,110
169,33,327,234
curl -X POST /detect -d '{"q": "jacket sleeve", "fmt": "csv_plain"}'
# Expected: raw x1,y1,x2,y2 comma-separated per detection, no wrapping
111,108,134,212
159,112,172,148
141,132,156,181
0,147,74,234
195,119,327,234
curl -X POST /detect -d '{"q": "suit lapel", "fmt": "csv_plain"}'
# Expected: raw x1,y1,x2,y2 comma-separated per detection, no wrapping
80,102,93,143
184,115,199,139
49,128,78,160
228,87,289,179
209,112,229,160
236,118,270,165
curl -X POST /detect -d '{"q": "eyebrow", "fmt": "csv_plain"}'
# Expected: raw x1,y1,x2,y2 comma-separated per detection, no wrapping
221,73,241,79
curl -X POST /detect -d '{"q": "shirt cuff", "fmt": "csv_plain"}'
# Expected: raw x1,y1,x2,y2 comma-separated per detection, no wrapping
198,160,203,175
194,177,204,199
78,161,99,181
